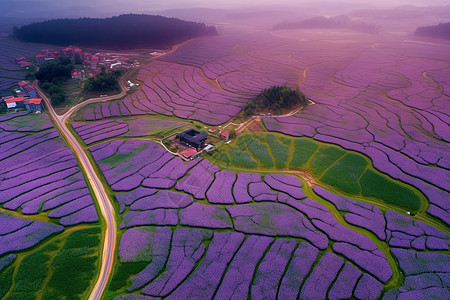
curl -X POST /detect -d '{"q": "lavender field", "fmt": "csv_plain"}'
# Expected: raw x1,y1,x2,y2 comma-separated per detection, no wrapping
63,24,450,300
0,112,101,299
88,138,449,300
1,4,449,299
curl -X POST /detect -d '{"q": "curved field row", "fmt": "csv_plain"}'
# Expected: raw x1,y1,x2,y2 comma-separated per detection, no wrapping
0,37,46,91
90,138,449,299
0,111,103,300
0,113,98,226
212,132,425,212
250,31,450,225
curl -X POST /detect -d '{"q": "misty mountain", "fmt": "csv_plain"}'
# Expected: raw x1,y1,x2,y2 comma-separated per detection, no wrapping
12,14,217,50
273,15,380,34
415,22,450,40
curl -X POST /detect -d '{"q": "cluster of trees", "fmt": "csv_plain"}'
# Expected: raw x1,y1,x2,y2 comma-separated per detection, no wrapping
415,22,450,40
244,86,308,116
13,14,217,50
35,57,73,105
83,70,120,92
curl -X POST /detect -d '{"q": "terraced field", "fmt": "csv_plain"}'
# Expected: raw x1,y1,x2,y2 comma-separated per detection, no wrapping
0,22,449,300
0,112,102,299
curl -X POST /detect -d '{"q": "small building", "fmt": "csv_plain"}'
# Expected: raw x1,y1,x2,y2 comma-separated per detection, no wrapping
24,84,37,98
35,54,46,64
219,130,230,140
180,148,198,159
208,126,217,133
176,129,208,151
16,91,29,98
19,61,32,68
5,97,25,109
18,81,30,92
24,98,43,111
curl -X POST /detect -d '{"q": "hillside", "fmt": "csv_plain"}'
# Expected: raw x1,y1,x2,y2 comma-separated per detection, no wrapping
274,15,379,34
12,14,217,50
415,22,450,40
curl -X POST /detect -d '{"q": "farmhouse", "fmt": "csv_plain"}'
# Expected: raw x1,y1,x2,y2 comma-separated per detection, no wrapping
219,130,230,140
24,98,43,111
176,129,208,151
180,148,198,159
5,97,25,109
35,54,46,64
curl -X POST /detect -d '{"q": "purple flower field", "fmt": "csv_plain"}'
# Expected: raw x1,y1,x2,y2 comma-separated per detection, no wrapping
0,113,98,226
92,136,450,299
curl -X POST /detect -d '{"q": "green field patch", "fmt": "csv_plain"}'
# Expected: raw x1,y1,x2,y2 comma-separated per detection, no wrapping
208,131,424,211
243,134,274,167
43,227,101,299
100,142,148,166
320,153,368,194
266,134,289,168
360,170,422,211
7,250,49,297
230,147,258,168
289,139,318,168
108,261,149,293
308,146,346,177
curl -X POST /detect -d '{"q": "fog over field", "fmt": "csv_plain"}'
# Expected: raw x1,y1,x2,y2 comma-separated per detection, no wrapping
0,0,449,300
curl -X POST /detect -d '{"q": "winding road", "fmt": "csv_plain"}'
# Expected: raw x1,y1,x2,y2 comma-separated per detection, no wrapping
35,83,117,300
32,40,193,300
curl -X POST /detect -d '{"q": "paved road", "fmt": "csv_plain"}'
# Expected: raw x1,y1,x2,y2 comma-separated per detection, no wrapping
32,40,194,300
35,84,117,300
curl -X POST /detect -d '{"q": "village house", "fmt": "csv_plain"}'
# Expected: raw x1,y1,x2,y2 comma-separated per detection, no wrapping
176,129,208,151
24,98,43,111
4,97,25,110
35,54,46,64
219,130,230,140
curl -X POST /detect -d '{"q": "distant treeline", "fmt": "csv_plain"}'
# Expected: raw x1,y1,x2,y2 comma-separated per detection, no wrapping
13,14,217,49
274,15,380,34
415,22,450,40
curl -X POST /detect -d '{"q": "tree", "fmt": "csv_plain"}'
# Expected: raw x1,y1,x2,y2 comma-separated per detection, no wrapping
243,85,308,116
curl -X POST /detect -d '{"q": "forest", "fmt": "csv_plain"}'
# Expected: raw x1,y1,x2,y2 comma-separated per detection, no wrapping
244,86,308,116
415,22,450,40
12,14,217,50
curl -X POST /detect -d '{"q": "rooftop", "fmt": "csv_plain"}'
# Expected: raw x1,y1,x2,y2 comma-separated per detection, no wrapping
180,148,198,159
5,97,24,103
24,98,42,105
177,129,208,145
18,81,29,86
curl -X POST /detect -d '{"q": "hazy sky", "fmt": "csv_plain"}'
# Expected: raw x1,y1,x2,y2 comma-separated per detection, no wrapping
7,0,450,11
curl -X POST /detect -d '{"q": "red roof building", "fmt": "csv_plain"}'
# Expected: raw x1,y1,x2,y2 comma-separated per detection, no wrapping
24,98,42,105
208,126,217,133
180,148,198,159
219,131,230,140
15,57,26,61
35,54,46,64
5,97,25,109
19,61,32,67
18,81,29,87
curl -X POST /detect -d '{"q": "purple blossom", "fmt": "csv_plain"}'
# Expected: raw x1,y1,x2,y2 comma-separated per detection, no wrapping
251,239,297,299
328,262,362,300
59,205,99,226
179,202,232,229
299,252,344,300
206,170,236,204
214,235,273,299
130,190,193,211
119,227,172,262
166,232,244,300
